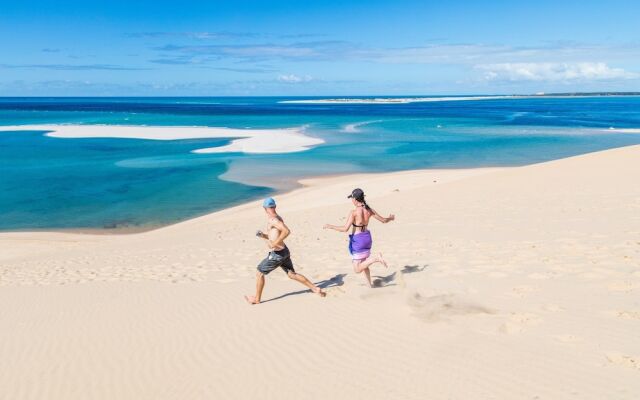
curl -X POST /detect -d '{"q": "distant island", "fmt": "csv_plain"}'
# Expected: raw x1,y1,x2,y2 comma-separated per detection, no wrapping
531,92,640,96
280,92,640,105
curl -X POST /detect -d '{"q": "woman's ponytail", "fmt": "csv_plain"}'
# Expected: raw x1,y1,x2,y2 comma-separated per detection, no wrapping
362,199,371,211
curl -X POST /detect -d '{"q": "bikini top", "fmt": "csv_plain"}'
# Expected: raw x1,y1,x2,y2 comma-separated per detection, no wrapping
352,223,367,234
352,206,368,233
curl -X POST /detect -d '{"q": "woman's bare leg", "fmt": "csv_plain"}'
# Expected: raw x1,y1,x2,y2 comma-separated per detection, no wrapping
355,253,388,272
363,267,372,287
353,260,373,287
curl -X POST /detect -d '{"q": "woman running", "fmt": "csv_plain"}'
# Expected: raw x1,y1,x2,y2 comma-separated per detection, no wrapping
323,188,395,287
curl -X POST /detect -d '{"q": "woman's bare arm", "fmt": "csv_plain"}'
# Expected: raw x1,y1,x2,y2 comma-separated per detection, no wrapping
323,211,354,232
371,208,395,223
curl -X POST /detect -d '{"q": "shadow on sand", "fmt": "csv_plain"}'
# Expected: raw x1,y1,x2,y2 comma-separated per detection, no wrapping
262,264,428,302
261,273,347,304
372,264,428,288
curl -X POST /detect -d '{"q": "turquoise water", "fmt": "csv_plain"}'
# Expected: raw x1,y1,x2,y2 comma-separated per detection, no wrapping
1,96,639,230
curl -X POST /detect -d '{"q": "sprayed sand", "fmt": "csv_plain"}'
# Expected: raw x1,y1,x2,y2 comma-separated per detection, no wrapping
1,146,639,399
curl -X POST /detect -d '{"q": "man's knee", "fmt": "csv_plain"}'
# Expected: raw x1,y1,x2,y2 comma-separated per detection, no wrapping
287,271,297,279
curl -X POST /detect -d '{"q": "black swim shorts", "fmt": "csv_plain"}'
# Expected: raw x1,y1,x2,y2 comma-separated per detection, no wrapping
257,246,295,275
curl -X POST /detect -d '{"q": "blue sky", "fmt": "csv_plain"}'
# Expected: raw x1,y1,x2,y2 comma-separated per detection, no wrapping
1,0,639,96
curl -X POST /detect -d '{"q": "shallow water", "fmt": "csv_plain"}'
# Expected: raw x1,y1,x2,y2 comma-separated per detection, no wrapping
1,96,639,230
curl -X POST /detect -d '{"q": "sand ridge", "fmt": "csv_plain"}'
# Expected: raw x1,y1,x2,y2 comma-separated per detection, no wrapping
1,146,639,399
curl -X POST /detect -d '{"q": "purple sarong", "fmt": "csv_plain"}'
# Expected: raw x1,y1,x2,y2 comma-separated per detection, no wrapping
349,231,372,260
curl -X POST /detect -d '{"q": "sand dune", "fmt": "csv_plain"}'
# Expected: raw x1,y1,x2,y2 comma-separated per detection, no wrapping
1,146,639,399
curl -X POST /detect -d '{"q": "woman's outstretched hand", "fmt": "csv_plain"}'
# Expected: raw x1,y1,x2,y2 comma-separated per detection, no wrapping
388,214,395,222
323,224,330,230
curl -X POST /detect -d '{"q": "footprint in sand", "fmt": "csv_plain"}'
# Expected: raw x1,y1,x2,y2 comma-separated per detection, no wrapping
607,281,640,292
605,353,640,371
554,334,584,343
607,310,640,320
580,272,604,280
527,272,551,280
508,285,538,298
541,304,564,313
499,312,542,334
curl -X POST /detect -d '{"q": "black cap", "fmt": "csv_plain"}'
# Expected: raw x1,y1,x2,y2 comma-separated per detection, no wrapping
347,188,365,201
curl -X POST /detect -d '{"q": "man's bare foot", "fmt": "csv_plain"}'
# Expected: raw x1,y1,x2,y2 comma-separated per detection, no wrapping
244,295,260,305
313,287,327,297
378,253,389,268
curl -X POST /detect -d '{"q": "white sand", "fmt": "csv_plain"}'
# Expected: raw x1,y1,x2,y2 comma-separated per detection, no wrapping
281,95,640,105
279,95,521,104
0,124,324,154
611,128,640,133
1,146,639,399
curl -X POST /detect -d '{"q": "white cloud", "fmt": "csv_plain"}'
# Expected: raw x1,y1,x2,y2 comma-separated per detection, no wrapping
277,74,313,83
153,40,640,69
475,62,638,82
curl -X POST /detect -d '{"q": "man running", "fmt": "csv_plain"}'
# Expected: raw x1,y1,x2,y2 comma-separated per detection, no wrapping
245,197,326,304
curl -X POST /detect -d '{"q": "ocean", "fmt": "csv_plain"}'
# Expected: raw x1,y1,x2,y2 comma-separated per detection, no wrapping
1,96,639,231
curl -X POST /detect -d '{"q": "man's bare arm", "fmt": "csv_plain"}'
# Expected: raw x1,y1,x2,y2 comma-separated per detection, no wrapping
269,218,290,248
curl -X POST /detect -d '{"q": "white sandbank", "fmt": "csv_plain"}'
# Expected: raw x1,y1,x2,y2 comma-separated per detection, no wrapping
0,124,324,154
609,128,640,133
281,95,640,105
280,95,522,104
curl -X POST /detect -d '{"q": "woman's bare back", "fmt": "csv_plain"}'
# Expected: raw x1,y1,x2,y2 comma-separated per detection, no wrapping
352,206,372,233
